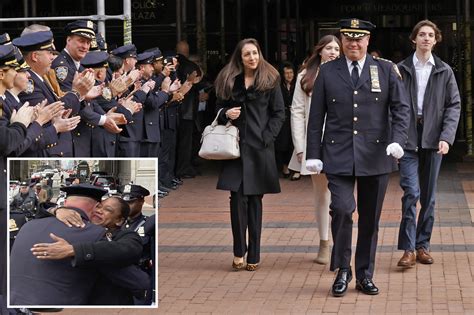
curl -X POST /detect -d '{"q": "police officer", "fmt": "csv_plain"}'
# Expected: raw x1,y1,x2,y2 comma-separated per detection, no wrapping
120,184,154,305
14,30,85,157
111,44,137,74
136,51,168,157
10,181,38,211
306,18,410,296
81,50,131,157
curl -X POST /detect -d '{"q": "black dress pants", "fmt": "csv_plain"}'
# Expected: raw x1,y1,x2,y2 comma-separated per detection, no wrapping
326,173,389,280
230,186,263,264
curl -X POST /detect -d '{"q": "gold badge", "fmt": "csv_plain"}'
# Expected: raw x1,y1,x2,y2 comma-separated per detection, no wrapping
370,65,381,93
351,19,359,28
102,87,112,101
55,66,68,82
87,21,94,29
9,219,18,231
25,79,34,94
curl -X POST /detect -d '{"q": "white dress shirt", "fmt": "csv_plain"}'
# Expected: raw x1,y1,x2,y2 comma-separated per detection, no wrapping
346,55,366,77
413,53,434,116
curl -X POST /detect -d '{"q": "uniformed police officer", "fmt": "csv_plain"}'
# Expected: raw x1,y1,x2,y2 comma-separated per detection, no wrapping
136,51,168,157
111,44,137,74
306,18,410,296
13,30,85,157
120,184,154,305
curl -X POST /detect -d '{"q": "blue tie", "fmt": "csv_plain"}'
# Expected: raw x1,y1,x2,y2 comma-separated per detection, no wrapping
351,61,359,86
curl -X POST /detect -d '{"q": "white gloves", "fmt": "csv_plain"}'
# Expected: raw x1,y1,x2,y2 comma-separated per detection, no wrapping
306,159,323,174
386,142,404,159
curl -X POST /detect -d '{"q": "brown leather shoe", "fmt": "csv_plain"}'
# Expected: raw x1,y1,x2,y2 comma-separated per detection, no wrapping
397,250,416,267
416,248,434,264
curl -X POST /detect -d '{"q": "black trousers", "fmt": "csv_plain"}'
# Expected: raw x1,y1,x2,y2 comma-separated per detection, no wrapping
159,129,177,186
229,186,263,264
140,142,159,158
326,173,389,280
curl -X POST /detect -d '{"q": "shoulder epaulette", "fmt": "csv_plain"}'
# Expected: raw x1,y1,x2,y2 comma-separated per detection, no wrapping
373,56,394,64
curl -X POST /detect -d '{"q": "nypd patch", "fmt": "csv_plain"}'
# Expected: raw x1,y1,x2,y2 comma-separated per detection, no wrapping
55,66,68,81
25,79,34,94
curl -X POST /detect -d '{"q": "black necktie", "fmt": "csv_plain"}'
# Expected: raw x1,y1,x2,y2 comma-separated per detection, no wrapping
351,61,359,86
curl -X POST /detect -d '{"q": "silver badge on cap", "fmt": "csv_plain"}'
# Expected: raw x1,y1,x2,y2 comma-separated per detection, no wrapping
87,21,94,29
124,185,131,193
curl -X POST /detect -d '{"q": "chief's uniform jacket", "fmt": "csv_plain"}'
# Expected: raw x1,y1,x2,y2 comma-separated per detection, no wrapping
10,207,148,305
306,54,410,280
2,91,46,157
18,69,81,157
306,55,410,175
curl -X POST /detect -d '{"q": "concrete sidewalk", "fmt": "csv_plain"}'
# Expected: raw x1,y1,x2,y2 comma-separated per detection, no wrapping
61,161,474,314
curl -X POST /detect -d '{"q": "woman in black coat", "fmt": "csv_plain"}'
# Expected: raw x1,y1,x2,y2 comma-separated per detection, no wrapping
214,38,285,271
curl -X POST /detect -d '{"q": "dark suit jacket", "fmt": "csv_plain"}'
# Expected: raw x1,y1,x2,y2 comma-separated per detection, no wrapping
306,54,410,176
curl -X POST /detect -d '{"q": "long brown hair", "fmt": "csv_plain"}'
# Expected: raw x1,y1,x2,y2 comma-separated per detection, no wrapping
300,35,341,95
215,38,279,100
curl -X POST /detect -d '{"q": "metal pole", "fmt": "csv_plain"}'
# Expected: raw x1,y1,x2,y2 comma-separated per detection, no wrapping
263,0,268,59
97,0,106,40
123,0,132,44
0,15,125,22
220,0,225,64
196,0,207,73
176,0,182,42
23,0,28,28
182,0,187,40
464,0,473,155
32,0,37,17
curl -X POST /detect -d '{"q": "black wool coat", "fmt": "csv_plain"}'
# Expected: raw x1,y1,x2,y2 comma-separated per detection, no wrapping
215,74,285,195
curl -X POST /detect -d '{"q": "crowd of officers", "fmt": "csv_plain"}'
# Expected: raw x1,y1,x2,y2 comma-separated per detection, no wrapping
0,19,206,195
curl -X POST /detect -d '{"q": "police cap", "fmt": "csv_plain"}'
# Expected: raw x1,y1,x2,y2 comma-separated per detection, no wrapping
0,33,12,45
339,18,376,38
90,33,108,52
144,47,163,62
81,51,109,68
60,183,107,202
136,51,155,65
65,20,97,40
119,184,150,202
20,181,29,187
13,47,30,72
12,30,55,52
0,45,20,69
111,44,137,59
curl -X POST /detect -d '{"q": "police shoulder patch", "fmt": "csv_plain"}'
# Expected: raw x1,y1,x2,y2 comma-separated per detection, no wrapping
55,66,68,81
25,79,34,94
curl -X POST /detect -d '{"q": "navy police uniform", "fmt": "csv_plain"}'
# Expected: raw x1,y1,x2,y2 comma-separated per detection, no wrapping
137,51,168,157
306,19,410,286
121,184,154,305
14,31,82,157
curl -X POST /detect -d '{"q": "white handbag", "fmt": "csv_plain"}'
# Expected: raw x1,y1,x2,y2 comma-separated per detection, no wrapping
199,109,240,160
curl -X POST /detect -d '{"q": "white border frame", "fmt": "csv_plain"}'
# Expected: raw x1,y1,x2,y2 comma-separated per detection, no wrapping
6,157,159,309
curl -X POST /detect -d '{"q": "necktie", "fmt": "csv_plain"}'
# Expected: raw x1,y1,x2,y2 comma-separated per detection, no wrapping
351,61,359,86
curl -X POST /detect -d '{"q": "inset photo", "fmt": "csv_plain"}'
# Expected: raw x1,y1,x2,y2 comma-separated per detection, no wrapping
7,158,157,309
